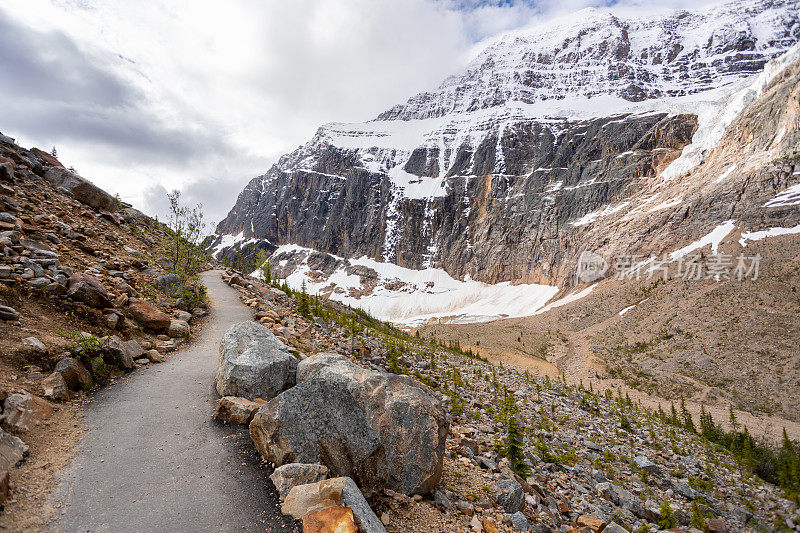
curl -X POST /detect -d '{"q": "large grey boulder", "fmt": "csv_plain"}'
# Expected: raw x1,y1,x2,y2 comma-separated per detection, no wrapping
250,353,449,496
44,167,118,211
251,377,384,491
215,321,297,400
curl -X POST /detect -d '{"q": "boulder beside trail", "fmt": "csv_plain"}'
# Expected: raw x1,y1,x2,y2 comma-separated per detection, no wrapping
104,336,144,370
0,428,28,470
129,300,171,332
302,506,357,533
154,274,183,297
215,321,297,400
167,319,190,338
54,357,92,390
250,353,449,496
1,391,53,432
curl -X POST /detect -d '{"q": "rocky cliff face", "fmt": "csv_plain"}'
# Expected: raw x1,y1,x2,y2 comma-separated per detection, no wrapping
210,0,800,290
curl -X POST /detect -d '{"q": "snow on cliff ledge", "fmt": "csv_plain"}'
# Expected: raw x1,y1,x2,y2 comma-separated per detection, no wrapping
261,245,560,327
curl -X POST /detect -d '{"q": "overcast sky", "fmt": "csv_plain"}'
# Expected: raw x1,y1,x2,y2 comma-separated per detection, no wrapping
0,0,721,227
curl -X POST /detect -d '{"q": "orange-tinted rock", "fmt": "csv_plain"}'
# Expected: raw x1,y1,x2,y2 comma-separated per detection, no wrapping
302,506,357,533
129,300,171,332
577,516,607,533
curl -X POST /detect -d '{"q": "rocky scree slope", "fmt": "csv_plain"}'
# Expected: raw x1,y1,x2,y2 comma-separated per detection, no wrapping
210,0,799,288
0,131,206,527
212,268,800,532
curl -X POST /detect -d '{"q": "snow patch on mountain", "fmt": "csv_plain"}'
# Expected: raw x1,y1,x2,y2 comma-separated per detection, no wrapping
264,245,559,327
739,224,800,246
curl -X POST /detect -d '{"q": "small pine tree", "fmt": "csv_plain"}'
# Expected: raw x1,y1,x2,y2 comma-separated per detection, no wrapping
657,500,677,529
499,390,530,477
297,280,311,318
50,146,57,158
669,402,680,426
690,501,707,529
681,398,696,433
386,344,403,374
255,249,271,283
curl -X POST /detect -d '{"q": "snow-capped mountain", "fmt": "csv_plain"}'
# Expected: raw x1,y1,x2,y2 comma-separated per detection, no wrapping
209,0,800,325
379,0,799,120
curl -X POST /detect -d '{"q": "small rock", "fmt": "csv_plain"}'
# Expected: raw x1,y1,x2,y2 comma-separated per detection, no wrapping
145,349,164,363
215,396,266,425
2,391,53,431
22,337,46,353
269,463,329,500
495,478,524,514
154,274,183,297
470,515,482,532
54,357,92,390
41,372,70,401
167,319,190,338
633,455,659,474
0,428,28,470
174,310,192,323
577,516,606,532
66,273,113,309
281,477,386,533
104,336,137,370
105,313,119,330
0,305,19,321
457,500,475,516
129,300,171,332
508,511,530,531
434,489,453,509
673,482,695,500
706,518,728,533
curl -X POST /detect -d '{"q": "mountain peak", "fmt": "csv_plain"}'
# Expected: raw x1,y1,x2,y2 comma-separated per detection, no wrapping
376,0,799,122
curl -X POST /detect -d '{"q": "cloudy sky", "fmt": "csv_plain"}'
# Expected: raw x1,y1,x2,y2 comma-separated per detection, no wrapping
0,0,719,227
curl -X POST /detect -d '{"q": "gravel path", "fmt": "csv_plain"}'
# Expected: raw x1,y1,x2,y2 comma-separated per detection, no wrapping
51,270,298,532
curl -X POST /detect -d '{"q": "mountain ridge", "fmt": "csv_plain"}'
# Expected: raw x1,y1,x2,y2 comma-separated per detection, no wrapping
208,0,800,325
